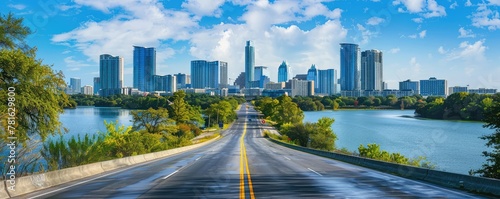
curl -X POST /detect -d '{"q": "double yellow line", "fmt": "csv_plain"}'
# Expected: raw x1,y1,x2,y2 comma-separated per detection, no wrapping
239,122,255,199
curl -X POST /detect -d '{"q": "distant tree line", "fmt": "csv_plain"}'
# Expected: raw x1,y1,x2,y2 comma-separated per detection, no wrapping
415,92,500,121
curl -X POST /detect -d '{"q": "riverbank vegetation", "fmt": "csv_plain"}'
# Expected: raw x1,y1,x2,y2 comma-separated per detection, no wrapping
415,92,499,121
255,95,435,169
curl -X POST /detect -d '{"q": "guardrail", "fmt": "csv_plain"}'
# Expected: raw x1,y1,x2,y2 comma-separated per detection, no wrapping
0,136,220,198
268,138,500,197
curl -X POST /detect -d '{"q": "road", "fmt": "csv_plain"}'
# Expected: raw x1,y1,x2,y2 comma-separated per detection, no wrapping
19,103,484,198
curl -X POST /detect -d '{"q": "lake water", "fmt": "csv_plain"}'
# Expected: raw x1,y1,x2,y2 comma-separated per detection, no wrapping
59,107,492,175
303,110,492,175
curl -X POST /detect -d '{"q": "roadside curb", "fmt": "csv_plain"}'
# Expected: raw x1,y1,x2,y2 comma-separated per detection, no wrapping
2,135,221,198
267,137,500,197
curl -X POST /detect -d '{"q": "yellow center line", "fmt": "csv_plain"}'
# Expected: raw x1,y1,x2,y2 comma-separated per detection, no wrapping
240,121,255,199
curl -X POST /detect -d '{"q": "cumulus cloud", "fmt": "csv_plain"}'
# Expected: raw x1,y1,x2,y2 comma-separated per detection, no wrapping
458,27,475,38
465,0,472,6
450,1,458,9
408,30,426,39
446,40,487,61
438,46,447,54
181,0,225,18
471,4,500,30
393,0,446,18
488,0,500,5
355,24,377,44
366,17,385,25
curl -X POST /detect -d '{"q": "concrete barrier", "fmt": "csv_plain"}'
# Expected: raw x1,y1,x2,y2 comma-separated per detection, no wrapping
3,135,221,198
268,137,500,196
1,181,10,199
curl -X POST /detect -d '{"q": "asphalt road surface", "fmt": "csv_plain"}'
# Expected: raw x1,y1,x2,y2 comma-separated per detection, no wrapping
19,103,485,198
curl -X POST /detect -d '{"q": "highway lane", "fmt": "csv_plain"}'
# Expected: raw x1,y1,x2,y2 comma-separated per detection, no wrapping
19,103,485,198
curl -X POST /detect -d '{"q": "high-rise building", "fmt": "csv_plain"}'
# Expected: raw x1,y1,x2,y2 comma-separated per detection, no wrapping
154,75,177,93
278,61,291,83
69,78,81,94
290,79,314,97
294,74,307,80
361,49,383,91
468,88,497,94
175,73,187,89
133,46,156,92
254,66,271,88
420,77,447,97
340,43,360,91
93,77,100,95
100,54,123,96
245,41,255,88
318,69,337,95
399,79,419,94
190,60,228,89
307,64,318,91
81,85,93,95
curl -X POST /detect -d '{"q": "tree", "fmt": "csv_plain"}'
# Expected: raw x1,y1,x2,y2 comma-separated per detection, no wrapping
169,90,191,124
272,95,304,126
0,13,31,50
130,108,174,134
474,102,500,179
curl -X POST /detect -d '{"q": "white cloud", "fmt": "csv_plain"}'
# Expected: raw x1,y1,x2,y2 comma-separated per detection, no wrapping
393,0,426,13
412,17,424,23
409,57,421,73
488,0,500,6
63,56,92,71
389,48,400,53
447,40,487,61
458,27,475,38
438,46,447,54
465,0,472,6
52,0,197,66
355,24,377,44
423,0,446,18
8,4,26,10
366,17,385,25
471,4,500,30
419,30,427,38
393,0,446,18
450,1,458,9
408,30,426,38
181,0,225,18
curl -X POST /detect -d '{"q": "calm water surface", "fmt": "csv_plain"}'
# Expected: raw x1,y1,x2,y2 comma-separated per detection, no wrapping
60,107,491,175
303,110,492,175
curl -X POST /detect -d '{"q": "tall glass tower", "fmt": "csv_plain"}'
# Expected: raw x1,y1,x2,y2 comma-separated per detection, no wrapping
99,54,123,96
307,64,318,90
190,60,228,89
278,61,290,83
340,43,360,91
361,49,383,91
133,46,156,92
245,41,255,88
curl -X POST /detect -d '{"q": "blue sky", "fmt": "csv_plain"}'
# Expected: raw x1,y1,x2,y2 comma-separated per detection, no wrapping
3,0,500,90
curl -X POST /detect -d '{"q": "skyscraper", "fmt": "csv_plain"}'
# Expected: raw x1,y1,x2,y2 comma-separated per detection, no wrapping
340,43,360,91
133,46,156,92
318,69,337,95
361,49,383,91
420,77,447,97
100,54,123,96
190,60,228,89
245,40,255,88
278,61,291,83
70,78,81,94
93,77,100,95
153,75,177,93
307,64,318,91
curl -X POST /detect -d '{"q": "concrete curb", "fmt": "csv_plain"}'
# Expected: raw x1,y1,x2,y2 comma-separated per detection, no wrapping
1,181,10,199
268,138,500,197
3,135,221,198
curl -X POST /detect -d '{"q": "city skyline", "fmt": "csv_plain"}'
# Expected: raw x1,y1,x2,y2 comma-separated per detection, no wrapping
3,1,500,89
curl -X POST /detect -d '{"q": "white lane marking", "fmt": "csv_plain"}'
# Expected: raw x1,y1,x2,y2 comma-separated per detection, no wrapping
162,170,179,179
284,156,291,161
195,157,201,161
308,168,323,176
